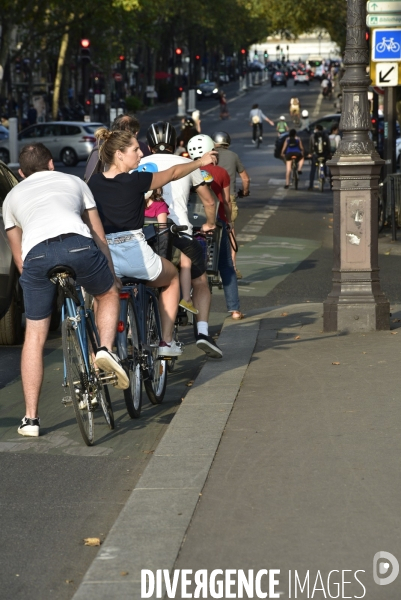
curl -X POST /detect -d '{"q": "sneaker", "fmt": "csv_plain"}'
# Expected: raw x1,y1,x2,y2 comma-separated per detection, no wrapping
158,340,183,357
196,334,223,359
95,347,129,390
235,269,243,279
251,139,256,144
179,299,199,315
18,417,40,437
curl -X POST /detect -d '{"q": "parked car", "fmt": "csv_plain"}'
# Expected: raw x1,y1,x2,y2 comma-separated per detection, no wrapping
0,121,104,166
271,71,287,87
0,161,23,344
294,70,310,85
196,81,220,99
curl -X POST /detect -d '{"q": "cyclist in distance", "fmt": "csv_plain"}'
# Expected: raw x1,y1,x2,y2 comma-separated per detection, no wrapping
3,143,130,437
139,121,223,358
299,109,310,131
249,104,274,144
87,127,218,358
308,124,331,191
276,115,289,136
281,129,305,188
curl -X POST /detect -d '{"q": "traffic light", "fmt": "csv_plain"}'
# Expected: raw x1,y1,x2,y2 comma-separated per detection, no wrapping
118,54,126,69
195,54,200,61
175,48,182,55
241,48,246,55
254,50,258,57
80,39,91,62
264,51,268,59
15,58,21,74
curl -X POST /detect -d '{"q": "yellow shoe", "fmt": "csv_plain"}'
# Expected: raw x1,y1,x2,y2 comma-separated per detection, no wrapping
179,299,199,315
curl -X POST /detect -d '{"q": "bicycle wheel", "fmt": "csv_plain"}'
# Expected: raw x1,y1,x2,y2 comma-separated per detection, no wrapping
86,319,114,430
319,174,325,192
124,299,143,418
144,295,167,405
292,161,299,190
62,319,94,446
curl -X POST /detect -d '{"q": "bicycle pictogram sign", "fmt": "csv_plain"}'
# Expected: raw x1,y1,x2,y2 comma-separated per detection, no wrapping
372,29,401,61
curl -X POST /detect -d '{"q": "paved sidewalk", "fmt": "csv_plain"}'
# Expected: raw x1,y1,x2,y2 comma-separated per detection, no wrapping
72,303,401,599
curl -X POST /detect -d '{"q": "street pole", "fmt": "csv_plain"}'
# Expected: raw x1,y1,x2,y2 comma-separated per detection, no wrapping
323,0,390,332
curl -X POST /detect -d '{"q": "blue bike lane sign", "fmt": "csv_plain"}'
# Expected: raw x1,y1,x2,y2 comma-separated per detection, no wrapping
372,29,401,60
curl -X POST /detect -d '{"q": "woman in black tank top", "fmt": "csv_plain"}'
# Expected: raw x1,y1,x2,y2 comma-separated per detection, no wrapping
281,129,305,188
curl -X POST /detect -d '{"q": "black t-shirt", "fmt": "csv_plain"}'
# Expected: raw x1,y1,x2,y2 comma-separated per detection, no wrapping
88,171,153,234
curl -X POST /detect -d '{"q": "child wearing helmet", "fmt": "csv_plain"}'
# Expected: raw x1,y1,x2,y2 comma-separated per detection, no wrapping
300,110,310,131
276,116,289,135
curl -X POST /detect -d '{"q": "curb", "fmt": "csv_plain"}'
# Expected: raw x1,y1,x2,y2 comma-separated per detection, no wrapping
71,316,260,600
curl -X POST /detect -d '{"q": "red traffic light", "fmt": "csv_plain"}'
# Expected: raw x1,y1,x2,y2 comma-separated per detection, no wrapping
195,54,200,60
175,48,182,55
119,55,125,61
241,48,246,55
80,39,90,48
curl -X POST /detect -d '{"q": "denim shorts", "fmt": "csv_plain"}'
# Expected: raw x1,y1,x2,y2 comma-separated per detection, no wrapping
20,234,114,320
106,230,162,281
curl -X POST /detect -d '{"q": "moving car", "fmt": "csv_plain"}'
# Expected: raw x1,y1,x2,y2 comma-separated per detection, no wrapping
0,121,104,166
0,161,22,344
271,71,287,87
196,81,219,100
294,70,310,85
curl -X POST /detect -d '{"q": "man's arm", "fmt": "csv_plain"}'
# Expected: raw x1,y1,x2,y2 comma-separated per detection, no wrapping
239,169,250,195
195,184,217,230
6,226,23,274
223,185,232,223
81,208,119,282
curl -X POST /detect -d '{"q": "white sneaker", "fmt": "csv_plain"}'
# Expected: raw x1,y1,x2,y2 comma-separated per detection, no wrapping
158,340,183,357
18,417,40,437
95,347,129,390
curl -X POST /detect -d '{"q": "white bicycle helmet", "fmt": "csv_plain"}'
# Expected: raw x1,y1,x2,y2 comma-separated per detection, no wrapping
279,115,286,121
187,134,215,160
302,110,309,118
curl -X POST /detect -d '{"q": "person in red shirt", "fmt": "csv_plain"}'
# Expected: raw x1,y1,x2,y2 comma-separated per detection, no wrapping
188,135,243,319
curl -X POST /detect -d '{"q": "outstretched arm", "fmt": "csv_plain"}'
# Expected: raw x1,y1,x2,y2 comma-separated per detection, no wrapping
150,152,217,190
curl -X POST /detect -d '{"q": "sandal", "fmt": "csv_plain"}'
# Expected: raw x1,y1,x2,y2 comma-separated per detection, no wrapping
231,312,245,320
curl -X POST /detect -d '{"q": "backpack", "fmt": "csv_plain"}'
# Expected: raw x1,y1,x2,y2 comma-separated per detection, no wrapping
277,121,287,133
313,132,325,156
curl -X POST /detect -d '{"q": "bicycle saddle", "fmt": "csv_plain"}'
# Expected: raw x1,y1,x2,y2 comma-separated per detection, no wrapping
120,276,149,286
47,265,76,280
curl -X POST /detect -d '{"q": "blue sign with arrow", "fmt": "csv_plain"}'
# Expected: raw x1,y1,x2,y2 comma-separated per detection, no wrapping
372,29,401,60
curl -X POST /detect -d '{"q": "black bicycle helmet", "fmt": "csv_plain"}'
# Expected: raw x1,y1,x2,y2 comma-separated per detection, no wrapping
183,117,195,128
211,131,231,147
146,121,177,152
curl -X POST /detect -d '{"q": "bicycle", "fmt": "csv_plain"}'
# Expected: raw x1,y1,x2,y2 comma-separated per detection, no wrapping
316,156,326,192
116,223,187,417
376,37,401,53
48,266,115,446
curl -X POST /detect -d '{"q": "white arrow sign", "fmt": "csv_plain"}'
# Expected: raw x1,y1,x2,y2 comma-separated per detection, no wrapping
375,61,398,85
367,1,401,12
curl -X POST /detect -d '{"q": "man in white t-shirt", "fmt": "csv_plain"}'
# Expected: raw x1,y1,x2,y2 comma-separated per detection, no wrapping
3,143,129,437
139,121,222,359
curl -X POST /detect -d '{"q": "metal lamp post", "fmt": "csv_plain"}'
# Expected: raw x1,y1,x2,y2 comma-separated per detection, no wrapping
323,0,390,332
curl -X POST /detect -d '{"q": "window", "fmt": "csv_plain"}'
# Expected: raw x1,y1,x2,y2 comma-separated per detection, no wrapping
63,125,81,136
19,125,43,140
43,124,63,137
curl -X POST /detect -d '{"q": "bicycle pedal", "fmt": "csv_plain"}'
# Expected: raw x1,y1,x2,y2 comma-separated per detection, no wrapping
62,396,73,407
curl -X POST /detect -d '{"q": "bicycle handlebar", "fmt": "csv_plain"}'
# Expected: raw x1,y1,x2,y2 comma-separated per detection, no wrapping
170,224,188,235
